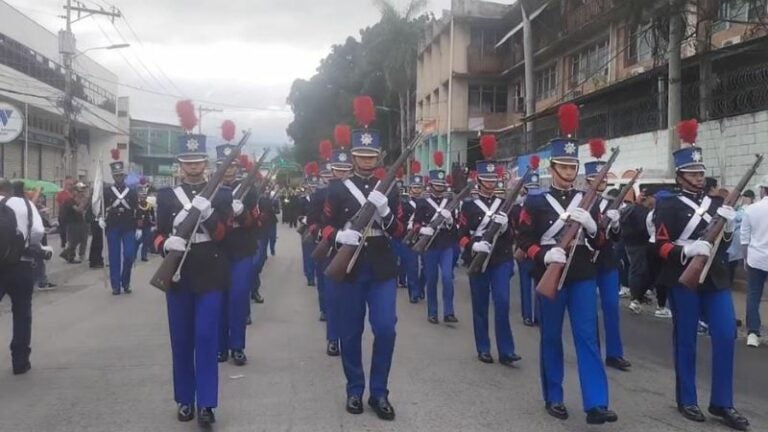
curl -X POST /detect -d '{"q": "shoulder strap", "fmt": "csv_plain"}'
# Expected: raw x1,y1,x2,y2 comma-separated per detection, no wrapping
677,195,712,242
540,192,583,245
343,179,367,206
473,197,502,237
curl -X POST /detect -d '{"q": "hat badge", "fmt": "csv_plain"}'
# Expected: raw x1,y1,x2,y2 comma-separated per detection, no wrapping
438,172,445,179
486,163,495,173
531,174,539,182
692,149,702,163
361,133,374,146
186,138,199,151
223,147,232,156
564,142,577,155
339,153,348,162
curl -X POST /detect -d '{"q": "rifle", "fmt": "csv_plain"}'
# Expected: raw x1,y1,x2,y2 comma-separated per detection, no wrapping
150,131,251,291
233,147,271,200
411,181,475,253
467,167,532,274
679,154,764,289
591,167,643,262
535,148,621,300
323,133,424,282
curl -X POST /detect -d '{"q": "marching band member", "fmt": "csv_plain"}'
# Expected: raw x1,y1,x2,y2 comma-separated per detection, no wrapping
102,152,140,295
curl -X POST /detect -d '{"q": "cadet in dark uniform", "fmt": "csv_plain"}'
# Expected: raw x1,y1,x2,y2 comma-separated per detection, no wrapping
654,123,749,431
320,100,404,420
251,179,276,305
403,167,426,303
511,168,540,326
102,160,139,295
458,137,520,365
135,185,156,262
154,133,232,426
299,168,318,287
413,152,458,324
517,131,617,424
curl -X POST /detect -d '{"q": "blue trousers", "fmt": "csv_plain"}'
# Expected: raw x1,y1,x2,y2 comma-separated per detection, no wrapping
267,224,277,255
252,239,268,293
335,262,397,398
517,258,538,323
302,241,316,285
469,261,516,357
166,285,223,408
323,275,339,343
137,226,153,260
391,239,408,285
669,285,736,408
746,266,767,336
403,246,425,301
316,257,327,316
539,278,609,411
596,268,624,359
106,227,137,292
424,247,455,318
219,256,254,352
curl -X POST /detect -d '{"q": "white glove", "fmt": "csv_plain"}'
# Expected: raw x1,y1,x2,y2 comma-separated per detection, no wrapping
98,218,106,230
135,229,142,241
605,209,620,230
299,216,307,225
683,240,712,259
544,247,567,265
191,196,213,221
439,209,453,225
717,205,736,233
336,229,362,246
472,241,492,254
492,213,509,233
232,199,244,217
163,235,187,253
367,190,391,218
419,226,435,237
570,207,597,236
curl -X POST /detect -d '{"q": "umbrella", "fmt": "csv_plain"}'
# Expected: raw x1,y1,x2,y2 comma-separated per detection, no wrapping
11,179,61,195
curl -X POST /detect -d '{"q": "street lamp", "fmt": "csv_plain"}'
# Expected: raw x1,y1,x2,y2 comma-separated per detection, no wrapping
75,43,130,58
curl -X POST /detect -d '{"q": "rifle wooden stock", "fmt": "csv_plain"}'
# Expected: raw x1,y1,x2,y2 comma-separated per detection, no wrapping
324,133,424,282
679,153,764,289
467,169,532,274
412,181,475,253
535,148,621,299
233,147,271,200
403,228,418,246
312,238,332,262
150,131,251,291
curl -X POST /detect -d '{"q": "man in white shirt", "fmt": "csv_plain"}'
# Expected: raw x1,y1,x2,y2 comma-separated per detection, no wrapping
741,175,768,347
0,179,45,374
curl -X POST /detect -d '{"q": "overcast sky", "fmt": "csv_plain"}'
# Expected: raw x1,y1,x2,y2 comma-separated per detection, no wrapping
9,0,491,150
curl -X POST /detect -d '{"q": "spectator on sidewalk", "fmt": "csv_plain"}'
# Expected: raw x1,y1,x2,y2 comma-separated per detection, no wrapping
33,193,56,290
727,190,754,283
621,189,653,313
56,176,74,249
741,177,768,348
59,183,89,264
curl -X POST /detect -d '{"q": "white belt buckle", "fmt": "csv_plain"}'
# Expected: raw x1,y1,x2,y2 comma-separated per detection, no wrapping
183,204,192,211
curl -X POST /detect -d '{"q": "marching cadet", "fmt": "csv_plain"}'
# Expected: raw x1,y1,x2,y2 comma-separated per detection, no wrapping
654,121,749,431
217,143,260,367
516,104,617,425
403,162,426,303
511,167,540,326
135,182,156,262
101,157,140,295
299,170,318,287
458,135,520,366
413,151,459,324
584,139,632,372
154,129,232,426
392,178,408,288
320,96,404,420
252,177,276,305
312,140,334,322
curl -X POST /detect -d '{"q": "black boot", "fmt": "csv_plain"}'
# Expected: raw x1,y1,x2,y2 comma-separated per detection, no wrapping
326,340,340,357
231,350,248,366
177,404,194,422
605,356,631,371
499,354,522,366
346,395,363,414
708,406,750,431
545,403,569,420
217,351,228,363
477,352,494,364
444,314,459,323
586,406,618,424
197,407,215,426
678,405,706,422
368,396,396,421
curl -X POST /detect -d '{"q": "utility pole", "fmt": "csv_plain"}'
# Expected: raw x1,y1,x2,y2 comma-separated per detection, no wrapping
522,3,535,154
198,106,223,135
667,0,683,177
60,0,121,178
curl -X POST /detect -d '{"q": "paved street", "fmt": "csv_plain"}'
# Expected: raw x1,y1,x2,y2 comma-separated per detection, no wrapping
1,225,767,432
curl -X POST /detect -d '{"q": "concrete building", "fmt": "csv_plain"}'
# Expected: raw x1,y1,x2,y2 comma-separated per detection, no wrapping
0,0,123,184
129,118,184,188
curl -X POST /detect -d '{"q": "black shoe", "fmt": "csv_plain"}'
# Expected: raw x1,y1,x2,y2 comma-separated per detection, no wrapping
308,280,315,286
141,257,149,262
478,352,494,364
112,290,121,296
217,351,228,363
12,361,31,375
231,350,248,366
246,315,252,326
177,404,194,422
319,312,326,322
197,407,215,426
90,262,104,269
586,406,618,424
678,405,706,422
71,259,82,264
499,354,522,366
444,314,458,323
253,292,264,304
545,403,569,420
346,395,364,415
428,316,439,324
523,318,534,327
708,406,750,431
605,356,631,371
123,287,132,294
409,297,418,304
368,396,395,421
327,341,340,357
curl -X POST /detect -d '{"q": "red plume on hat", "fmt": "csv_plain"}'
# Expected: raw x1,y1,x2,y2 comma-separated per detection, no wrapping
677,119,698,145
221,120,236,142
530,154,541,170
396,166,405,179
334,124,351,148
353,96,376,127
110,148,120,160
319,140,333,161
175,100,198,132
446,174,453,185
469,170,478,180
373,167,387,180
410,160,422,174
558,103,580,136
589,138,606,159
433,151,444,168
480,134,497,160
495,165,505,177
304,161,320,177
238,154,249,167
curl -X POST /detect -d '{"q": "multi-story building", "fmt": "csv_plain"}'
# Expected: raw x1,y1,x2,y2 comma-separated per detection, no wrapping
0,0,122,184
129,118,184,188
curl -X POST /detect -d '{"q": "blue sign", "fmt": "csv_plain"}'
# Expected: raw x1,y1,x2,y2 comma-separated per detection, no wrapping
0,102,24,144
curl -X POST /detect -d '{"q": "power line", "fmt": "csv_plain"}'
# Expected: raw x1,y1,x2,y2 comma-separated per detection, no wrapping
90,18,160,92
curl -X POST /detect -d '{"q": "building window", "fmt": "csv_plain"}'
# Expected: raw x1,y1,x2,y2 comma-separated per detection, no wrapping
535,65,558,101
469,85,508,114
626,23,653,65
470,28,500,58
569,39,609,87
714,0,749,32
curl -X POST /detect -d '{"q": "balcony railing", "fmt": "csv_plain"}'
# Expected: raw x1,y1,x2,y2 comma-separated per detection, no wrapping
564,0,615,34
467,48,503,75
